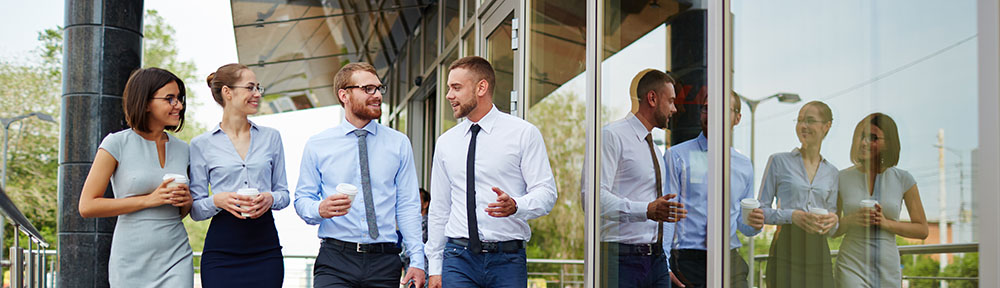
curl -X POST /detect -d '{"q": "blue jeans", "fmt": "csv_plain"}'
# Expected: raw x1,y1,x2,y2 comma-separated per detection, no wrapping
441,241,527,288
602,243,671,288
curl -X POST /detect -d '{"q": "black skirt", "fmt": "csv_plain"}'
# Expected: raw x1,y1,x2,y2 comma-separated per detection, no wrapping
199,210,284,287
766,224,835,288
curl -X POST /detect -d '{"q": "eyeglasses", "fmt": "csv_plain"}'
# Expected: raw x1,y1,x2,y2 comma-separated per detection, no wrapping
152,96,184,106
343,84,387,95
861,134,882,142
795,118,827,125
230,84,264,95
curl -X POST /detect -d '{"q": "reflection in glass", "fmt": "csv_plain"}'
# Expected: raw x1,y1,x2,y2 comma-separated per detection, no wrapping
425,4,439,72
465,0,475,22
758,101,838,288
834,113,928,287
444,0,460,46
669,94,763,288
464,32,474,57
439,48,460,133
486,14,514,113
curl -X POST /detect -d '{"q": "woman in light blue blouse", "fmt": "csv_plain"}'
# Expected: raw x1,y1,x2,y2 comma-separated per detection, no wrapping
758,101,839,288
189,63,290,287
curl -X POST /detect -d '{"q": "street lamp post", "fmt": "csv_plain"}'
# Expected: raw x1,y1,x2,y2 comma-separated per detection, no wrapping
0,112,57,283
735,92,800,288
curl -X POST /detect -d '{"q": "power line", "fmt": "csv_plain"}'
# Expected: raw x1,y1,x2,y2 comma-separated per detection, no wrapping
757,34,978,123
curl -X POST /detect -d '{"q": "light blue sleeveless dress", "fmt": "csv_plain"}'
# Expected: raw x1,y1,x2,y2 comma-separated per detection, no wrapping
99,129,193,287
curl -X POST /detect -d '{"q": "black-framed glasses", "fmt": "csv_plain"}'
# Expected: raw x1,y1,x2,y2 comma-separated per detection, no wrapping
343,84,387,95
152,96,185,106
230,84,264,95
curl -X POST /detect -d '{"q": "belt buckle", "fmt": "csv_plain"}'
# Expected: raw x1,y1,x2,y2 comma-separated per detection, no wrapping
641,244,653,256
356,243,364,253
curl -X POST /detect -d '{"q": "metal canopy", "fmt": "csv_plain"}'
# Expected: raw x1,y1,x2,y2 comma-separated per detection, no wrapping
231,0,427,114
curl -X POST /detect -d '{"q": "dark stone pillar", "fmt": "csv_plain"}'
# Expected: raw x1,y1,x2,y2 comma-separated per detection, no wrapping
59,0,143,287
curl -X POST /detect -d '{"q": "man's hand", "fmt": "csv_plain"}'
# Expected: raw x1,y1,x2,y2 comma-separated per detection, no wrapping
400,267,426,287
318,193,353,218
747,208,765,230
428,275,442,288
486,187,517,217
647,194,687,222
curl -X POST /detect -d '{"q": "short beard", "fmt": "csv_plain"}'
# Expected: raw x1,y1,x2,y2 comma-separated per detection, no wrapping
351,100,382,120
454,98,478,119
654,109,669,129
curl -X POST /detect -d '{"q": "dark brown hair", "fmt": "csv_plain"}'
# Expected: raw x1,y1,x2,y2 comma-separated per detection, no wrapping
332,62,378,105
448,56,496,96
636,69,675,103
122,67,186,133
850,112,901,169
206,63,249,107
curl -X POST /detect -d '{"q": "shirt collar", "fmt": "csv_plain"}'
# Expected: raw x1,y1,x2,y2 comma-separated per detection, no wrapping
695,132,708,151
463,104,499,135
210,120,260,135
625,113,651,141
790,147,829,164
337,118,379,136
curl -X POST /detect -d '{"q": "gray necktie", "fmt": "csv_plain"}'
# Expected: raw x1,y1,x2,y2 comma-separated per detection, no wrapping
355,129,379,239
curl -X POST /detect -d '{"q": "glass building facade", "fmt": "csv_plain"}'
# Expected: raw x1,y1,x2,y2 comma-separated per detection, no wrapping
229,0,1000,286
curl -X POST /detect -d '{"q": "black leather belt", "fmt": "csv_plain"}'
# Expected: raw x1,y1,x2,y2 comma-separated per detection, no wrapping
322,238,402,254
448,238,525,253
602,242,664,256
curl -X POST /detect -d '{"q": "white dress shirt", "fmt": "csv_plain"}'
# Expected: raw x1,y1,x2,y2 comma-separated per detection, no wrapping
425,105,558,275
590,113,668,244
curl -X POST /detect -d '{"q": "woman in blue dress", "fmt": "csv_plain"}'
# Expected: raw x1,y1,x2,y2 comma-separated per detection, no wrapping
189,63,290,287
78,67,194,287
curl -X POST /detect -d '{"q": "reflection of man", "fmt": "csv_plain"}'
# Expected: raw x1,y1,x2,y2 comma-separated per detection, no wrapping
294,62,425,287
666,92,764,288
590,69,687,288
426,56,558,288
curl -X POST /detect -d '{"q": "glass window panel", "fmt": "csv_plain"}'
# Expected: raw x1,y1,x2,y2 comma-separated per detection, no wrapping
730,1,979,287
444,0,460,46
438,48,461,134
465,0,476,22
398,46,409,97
410,33,421,82
524,1,587,284
596,1,692,287
486,14,514,114
425,4,440,71
464,32,475,57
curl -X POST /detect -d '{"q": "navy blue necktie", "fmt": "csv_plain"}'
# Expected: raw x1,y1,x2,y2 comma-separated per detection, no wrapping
467,124,482,253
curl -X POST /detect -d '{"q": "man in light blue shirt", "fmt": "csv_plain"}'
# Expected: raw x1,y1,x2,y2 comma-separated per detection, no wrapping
294,62,425,287
666,93,764,288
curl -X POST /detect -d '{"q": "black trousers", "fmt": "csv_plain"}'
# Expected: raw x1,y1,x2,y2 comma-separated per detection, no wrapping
670,248,749,288
313,240,403,288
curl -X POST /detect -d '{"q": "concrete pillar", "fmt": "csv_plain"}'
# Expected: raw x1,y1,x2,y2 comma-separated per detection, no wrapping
59,0,143,287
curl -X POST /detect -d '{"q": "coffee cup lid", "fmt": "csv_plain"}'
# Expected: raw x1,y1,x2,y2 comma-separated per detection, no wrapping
336,183,358,194
163,173,187,183
237,188,259,194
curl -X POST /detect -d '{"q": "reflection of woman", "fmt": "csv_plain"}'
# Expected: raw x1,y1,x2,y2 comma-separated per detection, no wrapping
759,101,839,288
835,113,928,288
78,68,194,287
189,63,290,287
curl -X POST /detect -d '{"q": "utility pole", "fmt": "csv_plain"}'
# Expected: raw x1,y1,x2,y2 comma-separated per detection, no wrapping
937,129,948,288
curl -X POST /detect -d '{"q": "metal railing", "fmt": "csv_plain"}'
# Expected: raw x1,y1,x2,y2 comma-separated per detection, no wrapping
0,187,52,288
752,242,979,285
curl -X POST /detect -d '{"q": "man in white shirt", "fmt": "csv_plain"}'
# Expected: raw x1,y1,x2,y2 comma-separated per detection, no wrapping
591,69,687,288
426,56,558,288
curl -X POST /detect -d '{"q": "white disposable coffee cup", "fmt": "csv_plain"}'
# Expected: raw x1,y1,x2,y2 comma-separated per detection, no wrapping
860,199,878,210
809,207,829,215
237,188,260,217
162,174,187,189
740,198,759,225
336,183,359,203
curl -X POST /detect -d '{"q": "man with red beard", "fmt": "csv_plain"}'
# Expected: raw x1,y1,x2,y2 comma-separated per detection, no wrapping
295,62,426,287
426,56,558,288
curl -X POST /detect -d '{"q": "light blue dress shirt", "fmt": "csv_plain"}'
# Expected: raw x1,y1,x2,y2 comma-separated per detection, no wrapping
758,148,839,237
189,121,290,221
294,119,425,270
666,132,760,251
